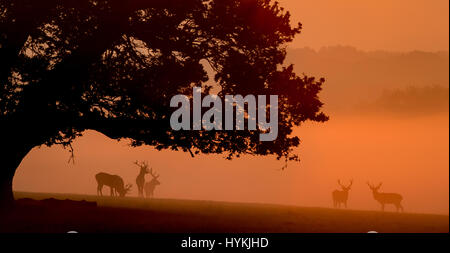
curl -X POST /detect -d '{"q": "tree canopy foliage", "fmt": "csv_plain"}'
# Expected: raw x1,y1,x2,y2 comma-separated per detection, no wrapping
0,0,328,203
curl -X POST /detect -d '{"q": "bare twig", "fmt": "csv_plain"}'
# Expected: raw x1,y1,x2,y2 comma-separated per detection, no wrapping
67,143,75,164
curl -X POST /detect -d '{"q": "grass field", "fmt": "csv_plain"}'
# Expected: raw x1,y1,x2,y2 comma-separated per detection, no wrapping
0,192,447,233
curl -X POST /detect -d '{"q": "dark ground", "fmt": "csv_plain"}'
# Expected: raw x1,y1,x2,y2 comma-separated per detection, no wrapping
0,192,447,233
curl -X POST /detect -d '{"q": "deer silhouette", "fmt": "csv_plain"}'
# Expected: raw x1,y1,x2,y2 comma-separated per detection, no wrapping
367,182,404,212
144,168,160,199
95,172,132,197
134,160,150,197
332,179,353,208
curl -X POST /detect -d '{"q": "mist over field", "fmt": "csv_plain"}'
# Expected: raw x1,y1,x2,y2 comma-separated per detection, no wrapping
13,47,449,215
285,46,449,115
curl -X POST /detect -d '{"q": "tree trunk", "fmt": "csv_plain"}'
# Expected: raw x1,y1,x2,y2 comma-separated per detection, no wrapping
0,143,33,208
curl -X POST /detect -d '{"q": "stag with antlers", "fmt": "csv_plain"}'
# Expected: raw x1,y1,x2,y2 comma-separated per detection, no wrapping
95,173,132,197
134,160,150,197
367,182,404,212
332,179,353,208
144,168,161,199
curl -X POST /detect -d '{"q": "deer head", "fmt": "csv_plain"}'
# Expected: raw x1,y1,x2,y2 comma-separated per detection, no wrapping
134,160,150,174
367,182,382,193
338,179,353,191
149,168,161,186
117,183,133,197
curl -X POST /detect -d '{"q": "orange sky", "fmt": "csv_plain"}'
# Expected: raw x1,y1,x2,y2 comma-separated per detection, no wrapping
12,0,450,215
279,0,449,51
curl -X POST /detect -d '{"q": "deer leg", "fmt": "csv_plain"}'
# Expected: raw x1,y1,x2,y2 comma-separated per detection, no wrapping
110,187,114,197
381,204,385,212
97,184,103,196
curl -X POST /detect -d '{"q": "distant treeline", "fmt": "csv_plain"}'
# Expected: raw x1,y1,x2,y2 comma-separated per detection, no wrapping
360,85,449,116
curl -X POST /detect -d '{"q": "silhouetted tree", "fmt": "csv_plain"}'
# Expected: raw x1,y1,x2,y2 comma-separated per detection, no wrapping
0,0,328,205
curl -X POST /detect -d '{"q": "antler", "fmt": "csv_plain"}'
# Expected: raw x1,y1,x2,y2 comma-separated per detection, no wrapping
133,160,149,169
367,181,373,188
149,168,160,179
348,179,353,188
339,179,353,189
